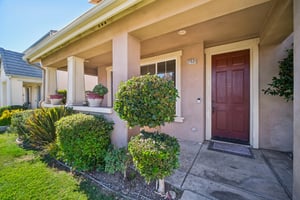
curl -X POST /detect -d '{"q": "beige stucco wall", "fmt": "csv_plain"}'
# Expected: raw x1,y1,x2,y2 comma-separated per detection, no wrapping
293,0,300,198
259,34,293,152
161,43,204,142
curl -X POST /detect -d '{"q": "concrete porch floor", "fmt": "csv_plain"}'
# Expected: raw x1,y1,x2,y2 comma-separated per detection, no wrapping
166,140,293,200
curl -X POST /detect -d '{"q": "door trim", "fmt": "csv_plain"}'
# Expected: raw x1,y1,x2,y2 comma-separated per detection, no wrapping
205,38,260,148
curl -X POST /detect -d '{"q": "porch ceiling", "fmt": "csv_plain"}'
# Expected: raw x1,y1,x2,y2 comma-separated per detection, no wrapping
45,0,292,73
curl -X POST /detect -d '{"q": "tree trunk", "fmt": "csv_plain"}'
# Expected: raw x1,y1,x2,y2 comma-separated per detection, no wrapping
157,179,165,194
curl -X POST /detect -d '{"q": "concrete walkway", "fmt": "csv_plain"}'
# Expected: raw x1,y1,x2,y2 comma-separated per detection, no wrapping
166,140,293,200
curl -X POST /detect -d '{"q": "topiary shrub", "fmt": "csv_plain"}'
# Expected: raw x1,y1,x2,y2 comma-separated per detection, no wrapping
26,107,74,149
114,74,178,128
114,74,179,194
10,110,35,142
55,113,114,171
128,131,180,185
104,146,131,179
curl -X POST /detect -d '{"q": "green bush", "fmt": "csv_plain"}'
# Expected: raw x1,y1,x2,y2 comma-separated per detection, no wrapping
263,47,293,101
0,105,25,116
56,113,114,171
0,109,21,126
104,147,130,178
128,131,180,183
10,110,35,141
26,107,74,149
114,74,178,128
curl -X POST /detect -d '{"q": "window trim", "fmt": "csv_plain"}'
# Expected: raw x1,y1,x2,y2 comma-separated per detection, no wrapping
141,51,184,122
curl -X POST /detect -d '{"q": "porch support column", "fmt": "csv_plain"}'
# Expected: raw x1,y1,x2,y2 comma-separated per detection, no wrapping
293,0,300,199
112,32,140,147
44,67,57,103
67,56,85,106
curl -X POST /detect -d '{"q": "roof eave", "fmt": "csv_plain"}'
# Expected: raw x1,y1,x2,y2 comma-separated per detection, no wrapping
24,0,152,64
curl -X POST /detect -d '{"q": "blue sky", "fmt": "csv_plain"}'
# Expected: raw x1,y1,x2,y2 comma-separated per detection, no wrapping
0,0,93,52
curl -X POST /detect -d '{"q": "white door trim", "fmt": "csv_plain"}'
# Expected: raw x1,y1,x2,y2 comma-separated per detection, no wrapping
205,38,260,148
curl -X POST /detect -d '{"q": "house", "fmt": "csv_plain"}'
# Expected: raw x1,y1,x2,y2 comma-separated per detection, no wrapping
0,48,42,108
23,0,299,198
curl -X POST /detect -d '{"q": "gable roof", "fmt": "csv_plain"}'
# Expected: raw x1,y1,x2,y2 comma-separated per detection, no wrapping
0,48,42,78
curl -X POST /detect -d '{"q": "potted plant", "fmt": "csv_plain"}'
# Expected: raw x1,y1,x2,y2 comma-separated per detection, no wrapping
87,83,108,107
49,94,64,105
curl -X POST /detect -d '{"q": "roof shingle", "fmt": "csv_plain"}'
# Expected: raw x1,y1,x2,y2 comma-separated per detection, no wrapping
0,48,42,78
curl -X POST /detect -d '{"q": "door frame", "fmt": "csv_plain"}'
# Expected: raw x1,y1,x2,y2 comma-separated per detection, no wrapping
205,38,260,148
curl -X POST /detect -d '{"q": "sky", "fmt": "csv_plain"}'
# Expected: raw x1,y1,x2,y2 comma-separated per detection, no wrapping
0,0,94,53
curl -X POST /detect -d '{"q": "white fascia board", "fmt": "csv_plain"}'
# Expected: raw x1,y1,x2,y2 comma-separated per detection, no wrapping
25,0,144,63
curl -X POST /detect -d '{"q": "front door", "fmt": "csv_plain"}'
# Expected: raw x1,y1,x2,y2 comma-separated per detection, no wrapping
212,49,250,144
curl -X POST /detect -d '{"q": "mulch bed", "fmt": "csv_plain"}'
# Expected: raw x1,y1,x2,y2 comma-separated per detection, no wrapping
45,156,183,200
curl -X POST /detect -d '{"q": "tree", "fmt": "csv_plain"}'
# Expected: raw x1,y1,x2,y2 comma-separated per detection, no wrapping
114,74,180,195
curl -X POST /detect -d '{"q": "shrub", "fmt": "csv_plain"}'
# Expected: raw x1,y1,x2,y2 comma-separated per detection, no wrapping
26,107,74,149
0,105,25,116
263,47,293,101
128,131,180,183
114,74,178,128
0,109,21,126
10,110,35,141
104,147,131,178
56,113,114,171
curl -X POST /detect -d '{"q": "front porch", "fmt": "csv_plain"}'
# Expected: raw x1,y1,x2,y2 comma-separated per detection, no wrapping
167,140,292,200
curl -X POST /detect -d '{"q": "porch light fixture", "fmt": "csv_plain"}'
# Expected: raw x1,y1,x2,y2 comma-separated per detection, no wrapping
177,30,187,35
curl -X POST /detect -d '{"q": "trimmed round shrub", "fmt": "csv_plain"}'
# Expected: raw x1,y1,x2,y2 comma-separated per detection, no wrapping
128,131,180,183
114,74,178,128
56,113,114,171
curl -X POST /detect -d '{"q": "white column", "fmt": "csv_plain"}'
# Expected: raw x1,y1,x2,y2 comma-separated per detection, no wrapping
112,32,140,147
10,79,23,105
67,56,85,106
6,78,12,105
44,67,57,103
31,85,39,109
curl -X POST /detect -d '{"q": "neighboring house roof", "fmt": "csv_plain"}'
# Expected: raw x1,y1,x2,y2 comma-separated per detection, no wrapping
0,48,42,78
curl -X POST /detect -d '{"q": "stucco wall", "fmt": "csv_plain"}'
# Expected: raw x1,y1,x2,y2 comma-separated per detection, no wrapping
259,35,293,151
161,43,204,142
293,0,300,198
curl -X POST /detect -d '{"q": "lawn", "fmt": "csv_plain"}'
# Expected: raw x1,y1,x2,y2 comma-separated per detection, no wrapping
0,133,115,200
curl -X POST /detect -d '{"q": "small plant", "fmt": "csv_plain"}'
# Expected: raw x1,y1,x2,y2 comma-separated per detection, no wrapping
93,83,108,97
26,107,74,149
128,131,180,194
104,147,131,179
10,110,35,142
55,113,114,171
263,47,293,101
0,105,25,116
57,90,67,104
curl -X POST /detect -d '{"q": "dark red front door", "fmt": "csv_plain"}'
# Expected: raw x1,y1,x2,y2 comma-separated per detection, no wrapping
212,49,250,144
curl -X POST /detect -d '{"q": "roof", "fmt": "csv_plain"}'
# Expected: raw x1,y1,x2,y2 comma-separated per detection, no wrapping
24,0,154,63
0,48,42,78
24,30,57,53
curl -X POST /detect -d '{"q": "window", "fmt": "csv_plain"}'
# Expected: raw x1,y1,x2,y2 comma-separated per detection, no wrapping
140,51,183,122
